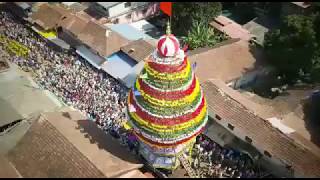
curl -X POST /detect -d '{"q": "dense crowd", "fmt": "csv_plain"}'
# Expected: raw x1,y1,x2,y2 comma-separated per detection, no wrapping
192,134,270,178
0,11,128,135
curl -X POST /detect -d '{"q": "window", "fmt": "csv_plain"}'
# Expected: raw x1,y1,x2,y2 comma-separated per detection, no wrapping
264,150,272,158
245,136,252,144
215,114,221,120
227,123,234,130
124,2,131,8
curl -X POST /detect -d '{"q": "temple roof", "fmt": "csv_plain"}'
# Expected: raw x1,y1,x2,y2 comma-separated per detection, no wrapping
7,111,144,178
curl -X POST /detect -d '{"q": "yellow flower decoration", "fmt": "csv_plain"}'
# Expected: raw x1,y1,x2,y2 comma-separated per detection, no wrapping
135,78,201,108
129,101,207,132
145,60,191,81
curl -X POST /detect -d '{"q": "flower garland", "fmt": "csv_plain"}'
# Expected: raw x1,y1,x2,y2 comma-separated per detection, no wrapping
137,75,196,100
141,72,194,93
135,77,201,108
128,110,208,142
129,106,207,133
128,113,207,141
145,59,191,81
130,90,205,120
144,69,193,90
132,125,205,146
148,56,187,73
133,89,202,118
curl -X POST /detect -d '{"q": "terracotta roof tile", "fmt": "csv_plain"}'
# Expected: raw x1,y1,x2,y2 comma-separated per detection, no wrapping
31,3,71,30
120,39,154,62
202,79,320,177
59,14,90,36
77,21,130,57
189,40,256,83
0,155,21,178
7,111,143,178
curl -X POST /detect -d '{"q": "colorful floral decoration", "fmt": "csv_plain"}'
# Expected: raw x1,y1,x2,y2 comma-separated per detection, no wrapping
127,30,208,170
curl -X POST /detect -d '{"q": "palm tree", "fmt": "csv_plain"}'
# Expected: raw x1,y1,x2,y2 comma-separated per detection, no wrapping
182,21,227,50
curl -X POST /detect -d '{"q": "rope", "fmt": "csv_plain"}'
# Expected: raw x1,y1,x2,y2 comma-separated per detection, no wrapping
178,153,198,178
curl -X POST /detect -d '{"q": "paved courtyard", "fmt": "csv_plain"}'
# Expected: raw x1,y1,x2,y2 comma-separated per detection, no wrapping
0,51,66,154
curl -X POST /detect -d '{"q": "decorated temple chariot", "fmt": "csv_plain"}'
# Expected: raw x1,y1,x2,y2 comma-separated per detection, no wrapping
127,23,208,170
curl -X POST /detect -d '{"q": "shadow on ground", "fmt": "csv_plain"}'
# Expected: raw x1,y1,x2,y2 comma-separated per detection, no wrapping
302,95,320,147
75,119,140,164
235,43,283,99
0,97,23,128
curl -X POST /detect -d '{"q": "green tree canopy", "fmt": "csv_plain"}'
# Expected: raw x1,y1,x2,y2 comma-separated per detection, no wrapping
172,2,222,36
264,14,320,83
181,21,227,50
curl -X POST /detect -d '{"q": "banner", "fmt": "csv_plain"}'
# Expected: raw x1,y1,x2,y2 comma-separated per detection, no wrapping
160,2,172,17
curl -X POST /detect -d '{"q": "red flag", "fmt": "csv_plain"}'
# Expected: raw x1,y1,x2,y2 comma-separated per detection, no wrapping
160,2,172,17
182,44,189,52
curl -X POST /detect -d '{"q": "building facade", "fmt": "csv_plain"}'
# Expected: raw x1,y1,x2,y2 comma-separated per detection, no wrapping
93,2,159,24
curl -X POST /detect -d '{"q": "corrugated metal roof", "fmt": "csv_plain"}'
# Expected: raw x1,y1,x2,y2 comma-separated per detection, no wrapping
107,23,153,41
50,38,70,49
101,51,137,80
14,2,31,10
76,45,106,69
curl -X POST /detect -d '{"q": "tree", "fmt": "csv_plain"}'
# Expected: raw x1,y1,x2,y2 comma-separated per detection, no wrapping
264,14,320,83
310,49,320,81
181,21,227,50
172,2,222,36
311,2,320,12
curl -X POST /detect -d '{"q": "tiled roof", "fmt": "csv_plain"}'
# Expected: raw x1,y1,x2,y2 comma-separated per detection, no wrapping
189,40,256,83
0,155,21,178
31,3,71,30
118,169,149,178
210,15,253,41
31,4,129,57
202,79,320,177
59,13,90,36
77,21,130,57
120,39,154,62
7,111,143,178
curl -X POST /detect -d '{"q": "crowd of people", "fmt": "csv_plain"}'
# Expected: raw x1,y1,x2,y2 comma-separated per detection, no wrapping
192,134,270,178
0,11,128,136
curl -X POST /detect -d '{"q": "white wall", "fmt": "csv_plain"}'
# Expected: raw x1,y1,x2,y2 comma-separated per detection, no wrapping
108,2,131,18
109,3,158,24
